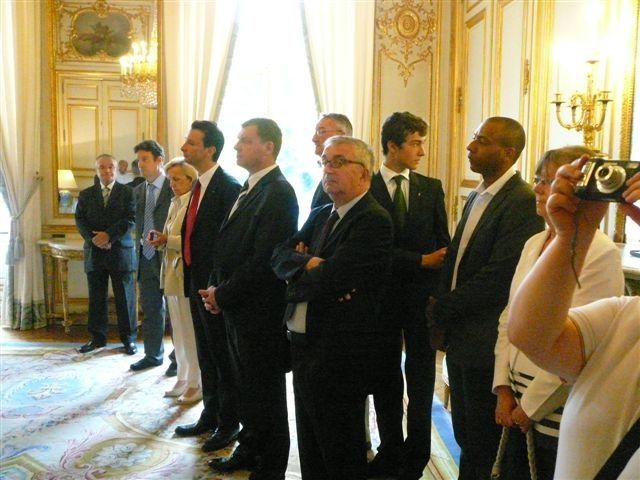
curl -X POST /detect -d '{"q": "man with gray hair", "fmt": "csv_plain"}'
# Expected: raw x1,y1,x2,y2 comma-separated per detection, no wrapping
76,154,137,355
272,136,394,479
310,113,353,209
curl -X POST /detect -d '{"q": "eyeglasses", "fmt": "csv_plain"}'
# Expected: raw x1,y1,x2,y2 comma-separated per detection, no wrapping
315,128,343,137
533,176,553,186
318,156,365,169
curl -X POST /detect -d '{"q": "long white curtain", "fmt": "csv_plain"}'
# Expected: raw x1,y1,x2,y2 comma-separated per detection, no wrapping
302,0,376,143
163,0,239,158
0,0,45,329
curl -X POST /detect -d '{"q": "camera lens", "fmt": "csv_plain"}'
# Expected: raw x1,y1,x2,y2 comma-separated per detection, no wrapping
595,165,626,193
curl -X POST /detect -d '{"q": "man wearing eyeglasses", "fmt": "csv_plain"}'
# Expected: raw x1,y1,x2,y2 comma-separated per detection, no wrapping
272,136,394,480
427,117,544,479
367,112,450,479
310,113,353,209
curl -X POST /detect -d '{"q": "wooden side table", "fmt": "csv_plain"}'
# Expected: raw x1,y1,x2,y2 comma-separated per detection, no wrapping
38,239,84,333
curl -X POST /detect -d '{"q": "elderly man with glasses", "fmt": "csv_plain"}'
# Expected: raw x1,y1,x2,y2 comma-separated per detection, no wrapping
272,136,394,480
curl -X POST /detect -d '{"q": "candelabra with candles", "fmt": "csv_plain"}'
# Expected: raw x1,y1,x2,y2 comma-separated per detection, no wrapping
119,39,158,109
551,60,612,151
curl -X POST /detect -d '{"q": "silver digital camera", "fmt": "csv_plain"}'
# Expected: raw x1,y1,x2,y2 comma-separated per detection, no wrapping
575,158,640,202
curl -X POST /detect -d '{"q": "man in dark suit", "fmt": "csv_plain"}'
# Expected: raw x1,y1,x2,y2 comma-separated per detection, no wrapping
428,117,544,480
368,112,450,479
173,121,242,451
76,154,137,355
202,118,298,480
130,140,173,371
310,113,353,209
272,136,394,480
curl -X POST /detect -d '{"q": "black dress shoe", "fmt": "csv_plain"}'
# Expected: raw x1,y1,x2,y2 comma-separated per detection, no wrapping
123,343,137,355
202,427,240,452
130,357,161,371
79,340,106,353
165,362,178,377
208,446,257,472
174,421,215,437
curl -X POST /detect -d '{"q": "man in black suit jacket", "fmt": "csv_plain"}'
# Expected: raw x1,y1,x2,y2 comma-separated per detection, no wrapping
130,140,173,371
173,121,242,451
428,117,544,480
272,136,394,480
310,113,353,209
202,118,298,480
76,154,137,354
368,112,450,480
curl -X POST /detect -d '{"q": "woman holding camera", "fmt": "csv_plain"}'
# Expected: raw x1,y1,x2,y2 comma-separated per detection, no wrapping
492,146,625,479
149,158,202,404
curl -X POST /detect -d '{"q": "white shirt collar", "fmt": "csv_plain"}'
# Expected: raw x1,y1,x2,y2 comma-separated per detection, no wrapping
172,190,191,207
197,162,220,191
246,164,278,192
476,167,517,197
100,180,116,190
380,163,410,184
334,191,367,219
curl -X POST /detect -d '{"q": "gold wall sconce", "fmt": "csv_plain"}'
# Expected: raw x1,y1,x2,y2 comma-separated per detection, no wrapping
551,59,612,152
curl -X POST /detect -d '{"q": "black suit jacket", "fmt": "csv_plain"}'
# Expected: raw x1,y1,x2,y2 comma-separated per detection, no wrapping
272,193,393,345
75,182,136,273
310,181,331,210
211,167,299,332
434,172,544,367
134,176,172,260
182,166,242,296
370,171,450,295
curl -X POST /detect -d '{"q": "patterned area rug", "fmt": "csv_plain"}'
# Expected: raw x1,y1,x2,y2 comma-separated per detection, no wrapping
0,343,458,479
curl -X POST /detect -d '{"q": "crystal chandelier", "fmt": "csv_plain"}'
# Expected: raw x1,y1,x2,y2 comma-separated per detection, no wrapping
119,38,158,109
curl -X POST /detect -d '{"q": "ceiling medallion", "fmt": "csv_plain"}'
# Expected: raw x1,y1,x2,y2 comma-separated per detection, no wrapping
377,0,437,87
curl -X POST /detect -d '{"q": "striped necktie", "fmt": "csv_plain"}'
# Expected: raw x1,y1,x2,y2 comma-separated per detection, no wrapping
142,183,156,259
102,186,110,207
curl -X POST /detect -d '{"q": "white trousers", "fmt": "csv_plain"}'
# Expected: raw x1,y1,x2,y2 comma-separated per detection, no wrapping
166,295,201,388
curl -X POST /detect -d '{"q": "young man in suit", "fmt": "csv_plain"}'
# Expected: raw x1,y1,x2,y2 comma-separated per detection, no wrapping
368,112,450,479
130,140,173,371
201,118,298,479
310,113,353,209
76,154,137,355
173,121,242,452
428,117,545,479
272,136,394,480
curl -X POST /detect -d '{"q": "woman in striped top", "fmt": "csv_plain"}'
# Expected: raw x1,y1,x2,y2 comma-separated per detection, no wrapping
492,146,625,479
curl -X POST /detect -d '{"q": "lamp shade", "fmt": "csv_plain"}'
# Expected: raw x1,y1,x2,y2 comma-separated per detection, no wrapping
57,169,78,190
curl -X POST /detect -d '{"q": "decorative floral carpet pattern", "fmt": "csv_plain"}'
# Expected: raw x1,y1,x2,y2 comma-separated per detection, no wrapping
0,344,457,479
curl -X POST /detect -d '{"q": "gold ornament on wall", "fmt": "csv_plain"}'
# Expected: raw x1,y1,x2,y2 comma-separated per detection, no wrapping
376,0,437,87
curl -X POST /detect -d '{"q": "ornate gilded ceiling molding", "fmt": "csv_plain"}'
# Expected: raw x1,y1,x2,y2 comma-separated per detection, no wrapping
376,0,437,87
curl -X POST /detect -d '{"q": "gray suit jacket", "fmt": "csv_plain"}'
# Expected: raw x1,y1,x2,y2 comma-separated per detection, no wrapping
434,172,544,367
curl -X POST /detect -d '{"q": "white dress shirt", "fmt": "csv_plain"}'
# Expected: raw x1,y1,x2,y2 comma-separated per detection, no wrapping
450,168,516,290
194,163,220,212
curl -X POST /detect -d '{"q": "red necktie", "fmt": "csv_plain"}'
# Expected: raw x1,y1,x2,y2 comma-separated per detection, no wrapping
183,180,201,266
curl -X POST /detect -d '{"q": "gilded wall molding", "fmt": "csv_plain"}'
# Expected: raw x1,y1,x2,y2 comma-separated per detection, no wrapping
614,0,638,243
376,0,437,87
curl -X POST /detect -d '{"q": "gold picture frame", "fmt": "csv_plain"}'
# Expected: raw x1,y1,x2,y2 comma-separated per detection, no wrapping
53,0,152,64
